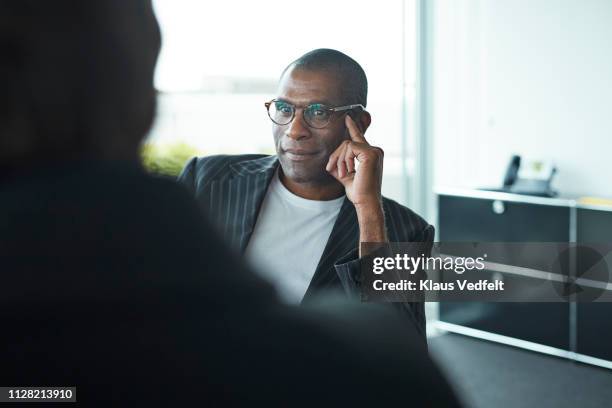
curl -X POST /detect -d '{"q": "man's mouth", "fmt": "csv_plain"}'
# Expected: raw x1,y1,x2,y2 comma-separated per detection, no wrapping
283,149,319,161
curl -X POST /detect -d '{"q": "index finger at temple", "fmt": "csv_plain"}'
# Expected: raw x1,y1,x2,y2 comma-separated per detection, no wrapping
345,114,368,144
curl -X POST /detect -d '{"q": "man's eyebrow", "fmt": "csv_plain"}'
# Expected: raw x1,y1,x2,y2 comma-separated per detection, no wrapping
275,97,334,107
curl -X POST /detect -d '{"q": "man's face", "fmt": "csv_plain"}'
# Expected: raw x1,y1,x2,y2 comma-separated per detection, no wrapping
273,67,350,185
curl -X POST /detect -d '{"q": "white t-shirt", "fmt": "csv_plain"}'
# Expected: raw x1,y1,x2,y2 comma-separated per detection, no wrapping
245,170,345,304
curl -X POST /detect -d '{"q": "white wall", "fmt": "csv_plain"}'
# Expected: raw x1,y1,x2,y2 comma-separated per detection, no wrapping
430,0,612,198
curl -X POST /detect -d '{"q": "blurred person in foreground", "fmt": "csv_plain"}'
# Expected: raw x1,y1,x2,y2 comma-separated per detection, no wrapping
0,1,460,406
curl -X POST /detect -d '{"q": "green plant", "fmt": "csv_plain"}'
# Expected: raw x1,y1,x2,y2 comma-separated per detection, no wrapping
141,142,202,177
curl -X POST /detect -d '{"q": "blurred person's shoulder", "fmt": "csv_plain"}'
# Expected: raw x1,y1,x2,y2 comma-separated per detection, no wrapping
0,160,204,255
0,159,276,305
244,297,461,406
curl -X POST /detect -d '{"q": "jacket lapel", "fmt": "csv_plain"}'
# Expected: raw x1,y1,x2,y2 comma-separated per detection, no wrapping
208,156,278,252
302,197,360,300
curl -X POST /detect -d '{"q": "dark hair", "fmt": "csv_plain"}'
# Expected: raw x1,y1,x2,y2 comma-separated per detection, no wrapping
0,0,160,169
282,48,368,107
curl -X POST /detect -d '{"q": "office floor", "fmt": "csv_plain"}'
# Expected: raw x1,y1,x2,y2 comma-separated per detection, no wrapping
429,333,612,408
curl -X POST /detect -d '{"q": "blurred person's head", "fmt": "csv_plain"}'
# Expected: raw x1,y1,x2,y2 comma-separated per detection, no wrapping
0,0,161,171
271,49,372,193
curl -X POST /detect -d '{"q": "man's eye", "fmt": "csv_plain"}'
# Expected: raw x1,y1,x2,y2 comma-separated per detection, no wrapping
308,105,328,117
275,103,293,115
312,109,326,117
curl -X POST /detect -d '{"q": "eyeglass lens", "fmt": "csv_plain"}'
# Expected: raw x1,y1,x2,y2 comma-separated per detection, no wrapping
268,101,332,129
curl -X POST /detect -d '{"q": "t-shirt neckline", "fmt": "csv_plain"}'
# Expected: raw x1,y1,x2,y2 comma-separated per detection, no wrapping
272,169,345,211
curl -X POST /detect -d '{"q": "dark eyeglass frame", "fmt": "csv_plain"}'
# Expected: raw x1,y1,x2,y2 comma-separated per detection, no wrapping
264,99,365,129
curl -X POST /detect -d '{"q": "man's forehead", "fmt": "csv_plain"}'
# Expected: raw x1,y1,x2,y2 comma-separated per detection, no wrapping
276,67,345,105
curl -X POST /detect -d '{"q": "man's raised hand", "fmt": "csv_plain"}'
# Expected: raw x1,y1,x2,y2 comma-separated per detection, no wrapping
325,114,384,209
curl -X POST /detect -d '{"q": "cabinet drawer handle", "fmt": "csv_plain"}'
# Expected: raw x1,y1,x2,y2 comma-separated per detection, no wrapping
492,200,505,214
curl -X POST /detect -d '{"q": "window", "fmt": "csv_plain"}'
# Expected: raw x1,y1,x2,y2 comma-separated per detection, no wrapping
148,0,417,206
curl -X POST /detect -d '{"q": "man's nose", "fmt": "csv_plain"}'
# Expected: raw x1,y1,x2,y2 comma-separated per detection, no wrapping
284,109,311,141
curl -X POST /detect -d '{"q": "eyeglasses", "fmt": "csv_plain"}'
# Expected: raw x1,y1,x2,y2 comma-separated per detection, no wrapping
264,99,365,129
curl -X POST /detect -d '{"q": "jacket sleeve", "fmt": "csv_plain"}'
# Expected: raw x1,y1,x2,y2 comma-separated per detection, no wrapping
333,224,435,341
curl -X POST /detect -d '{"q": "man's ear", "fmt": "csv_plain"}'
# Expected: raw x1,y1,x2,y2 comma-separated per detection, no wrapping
357,110,371,134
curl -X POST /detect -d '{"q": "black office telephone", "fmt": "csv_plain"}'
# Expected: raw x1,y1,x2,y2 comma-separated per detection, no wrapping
487,155,558,197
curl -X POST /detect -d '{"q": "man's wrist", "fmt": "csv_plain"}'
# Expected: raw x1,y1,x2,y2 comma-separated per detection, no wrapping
354,199,383,217
355,201,387,255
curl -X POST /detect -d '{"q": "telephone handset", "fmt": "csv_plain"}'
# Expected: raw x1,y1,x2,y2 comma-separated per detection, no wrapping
503,155,521,188
499,155,557,197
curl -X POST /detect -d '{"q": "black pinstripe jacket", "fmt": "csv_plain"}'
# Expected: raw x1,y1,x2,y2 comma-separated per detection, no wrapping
178,154,434,337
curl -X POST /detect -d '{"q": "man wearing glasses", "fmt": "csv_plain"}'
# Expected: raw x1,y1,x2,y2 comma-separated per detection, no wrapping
179,49,433,337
